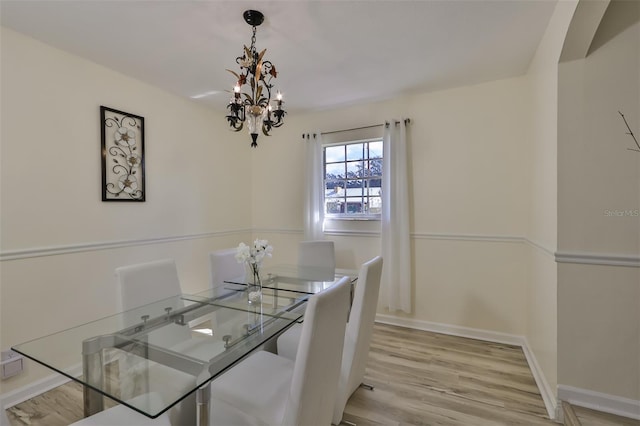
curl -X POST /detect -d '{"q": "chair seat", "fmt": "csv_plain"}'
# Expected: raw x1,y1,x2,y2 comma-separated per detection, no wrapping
210,350,295,425
110,338,224,426
70,392,170,425
172,338,226,362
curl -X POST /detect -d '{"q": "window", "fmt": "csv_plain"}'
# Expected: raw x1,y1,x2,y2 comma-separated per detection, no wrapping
324,139,383,219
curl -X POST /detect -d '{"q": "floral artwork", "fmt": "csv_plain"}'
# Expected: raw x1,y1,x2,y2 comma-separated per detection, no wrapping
100,106,145,201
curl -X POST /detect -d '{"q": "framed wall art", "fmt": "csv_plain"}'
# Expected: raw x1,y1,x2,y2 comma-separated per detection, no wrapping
100,106,145,201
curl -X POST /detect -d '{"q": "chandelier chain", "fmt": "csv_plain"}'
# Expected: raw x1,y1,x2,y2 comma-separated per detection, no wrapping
250,26,257,52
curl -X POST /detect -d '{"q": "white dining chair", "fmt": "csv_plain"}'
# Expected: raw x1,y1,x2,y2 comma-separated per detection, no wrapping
277,256,383,425
69,392,171,426
116,258,182,311
195,248,248,331
111,259,222,425
115,259,193,349
208,275,352,426
209,248,246,289
298,240,336,280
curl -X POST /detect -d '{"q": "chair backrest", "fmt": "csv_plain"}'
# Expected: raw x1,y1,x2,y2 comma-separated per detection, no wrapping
209,248,246,289
332,256,384,425
298,240,336,280
115,258,190,348
116,259,182,311
281,276,351,426
114,259,196,426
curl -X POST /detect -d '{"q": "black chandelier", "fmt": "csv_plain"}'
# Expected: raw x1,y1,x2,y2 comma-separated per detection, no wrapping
226,10,286,148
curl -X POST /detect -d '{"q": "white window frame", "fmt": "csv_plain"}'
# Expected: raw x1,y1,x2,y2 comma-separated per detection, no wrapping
323,137,383,221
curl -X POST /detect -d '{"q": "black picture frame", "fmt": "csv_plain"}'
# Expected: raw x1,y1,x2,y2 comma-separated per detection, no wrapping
100,106,145,201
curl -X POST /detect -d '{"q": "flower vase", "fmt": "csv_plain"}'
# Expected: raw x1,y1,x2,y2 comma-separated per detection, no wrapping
247,265,262,304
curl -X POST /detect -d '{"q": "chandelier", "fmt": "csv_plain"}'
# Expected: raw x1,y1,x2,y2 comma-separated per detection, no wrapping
226,10,286,148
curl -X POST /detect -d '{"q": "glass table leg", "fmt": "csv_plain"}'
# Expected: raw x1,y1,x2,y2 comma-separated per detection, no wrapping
196,381,211,426
82,336,106,416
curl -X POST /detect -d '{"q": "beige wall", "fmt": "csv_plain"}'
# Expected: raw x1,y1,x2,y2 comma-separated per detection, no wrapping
251,76,533,334
558,0,640,401
524,0,580,401
0,27,253,394
559,264,639,398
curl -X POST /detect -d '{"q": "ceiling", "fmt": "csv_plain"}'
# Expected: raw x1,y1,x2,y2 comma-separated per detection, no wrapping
0,0,557,113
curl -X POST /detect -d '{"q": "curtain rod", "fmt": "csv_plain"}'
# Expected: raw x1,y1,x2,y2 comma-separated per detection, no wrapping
302,118,411,139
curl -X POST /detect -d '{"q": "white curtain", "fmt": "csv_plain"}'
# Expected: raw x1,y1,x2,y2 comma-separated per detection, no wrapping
381,119,412,313
303,133,325,240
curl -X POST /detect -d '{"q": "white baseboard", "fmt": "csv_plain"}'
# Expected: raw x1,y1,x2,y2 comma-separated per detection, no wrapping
0,364,81,411
375,314,558,421
558,384,640,420
520,337,557,421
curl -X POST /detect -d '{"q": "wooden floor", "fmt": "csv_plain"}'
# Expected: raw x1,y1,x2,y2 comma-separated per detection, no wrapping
5,323,637,425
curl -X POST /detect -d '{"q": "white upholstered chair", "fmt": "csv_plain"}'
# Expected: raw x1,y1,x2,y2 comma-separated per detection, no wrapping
115,259,193,348
113,259,196,425
277,256,384,425
69,392,171,426
115,258,182,311
208,275,352,426
209,248,246,289
298,240,336,280
104,259,221,425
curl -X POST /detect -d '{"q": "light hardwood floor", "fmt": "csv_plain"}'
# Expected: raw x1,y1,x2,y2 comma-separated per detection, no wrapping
5,323,638,425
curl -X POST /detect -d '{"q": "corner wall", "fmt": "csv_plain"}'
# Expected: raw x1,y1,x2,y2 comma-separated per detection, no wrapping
525,0,580,408
557,0,640,414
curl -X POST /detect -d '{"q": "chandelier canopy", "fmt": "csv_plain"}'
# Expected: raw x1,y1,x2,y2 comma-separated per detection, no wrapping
226,10,286,148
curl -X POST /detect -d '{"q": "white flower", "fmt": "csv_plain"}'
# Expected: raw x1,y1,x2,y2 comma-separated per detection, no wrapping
118,174,138,194
235,242,251,263
126,152,141,169
235,239,273,267
115,127,136,147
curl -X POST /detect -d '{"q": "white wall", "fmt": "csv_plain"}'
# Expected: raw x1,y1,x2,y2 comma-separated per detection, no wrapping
0,27,252,395
558,0,640,404
251,76,532,335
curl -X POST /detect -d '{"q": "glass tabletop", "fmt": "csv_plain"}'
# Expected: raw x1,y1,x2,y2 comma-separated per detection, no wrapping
11,284,310,419
11,266,356,420
224,264,358,295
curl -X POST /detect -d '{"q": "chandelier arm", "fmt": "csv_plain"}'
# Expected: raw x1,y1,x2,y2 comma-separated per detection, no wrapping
225,115,244,131
261,80,272,103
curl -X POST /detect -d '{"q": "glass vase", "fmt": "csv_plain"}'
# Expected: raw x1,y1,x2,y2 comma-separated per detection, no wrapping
247,265,262,304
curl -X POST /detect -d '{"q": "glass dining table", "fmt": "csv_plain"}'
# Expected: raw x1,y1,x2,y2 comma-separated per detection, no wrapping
11,265,357,426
